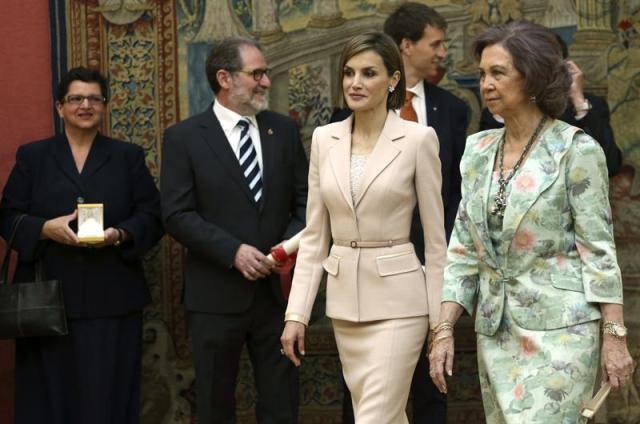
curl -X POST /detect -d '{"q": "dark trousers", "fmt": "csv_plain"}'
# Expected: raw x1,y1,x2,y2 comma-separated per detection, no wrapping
342,339,446,423
189,281,299,424
16,313,143,424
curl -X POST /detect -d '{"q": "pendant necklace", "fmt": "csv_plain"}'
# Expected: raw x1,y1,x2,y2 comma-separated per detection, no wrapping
490,115,547,218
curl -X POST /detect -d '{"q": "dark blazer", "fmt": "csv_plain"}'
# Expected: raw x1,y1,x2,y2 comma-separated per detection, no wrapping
0,134,164,318
161,108,308,313
331,82,470,255
480,93,622,176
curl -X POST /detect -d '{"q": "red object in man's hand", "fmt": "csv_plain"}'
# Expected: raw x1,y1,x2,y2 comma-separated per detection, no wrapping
270,246,297,300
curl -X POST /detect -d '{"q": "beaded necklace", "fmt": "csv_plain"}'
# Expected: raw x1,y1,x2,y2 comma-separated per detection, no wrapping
490,115,547,218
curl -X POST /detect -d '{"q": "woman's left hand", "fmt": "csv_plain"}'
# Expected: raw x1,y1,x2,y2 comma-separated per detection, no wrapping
428,330,454,394
601,336,635,389
85,227,120,248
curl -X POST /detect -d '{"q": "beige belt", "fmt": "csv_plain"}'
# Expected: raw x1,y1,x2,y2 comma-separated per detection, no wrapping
333,238,410,248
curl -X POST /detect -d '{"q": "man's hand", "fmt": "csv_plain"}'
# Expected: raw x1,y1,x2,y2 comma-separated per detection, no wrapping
41,210,80,246
566,59,586,107
233,244,274,280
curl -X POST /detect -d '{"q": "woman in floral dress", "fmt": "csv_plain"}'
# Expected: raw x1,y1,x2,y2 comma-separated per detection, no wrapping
428,21,634,423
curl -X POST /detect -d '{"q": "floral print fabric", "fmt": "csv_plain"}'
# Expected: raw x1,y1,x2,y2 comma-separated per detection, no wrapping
478,309,598,423
442,120,623,336
442,120,623,422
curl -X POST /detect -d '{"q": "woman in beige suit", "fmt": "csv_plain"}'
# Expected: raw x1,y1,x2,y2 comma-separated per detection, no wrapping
281,31,447,423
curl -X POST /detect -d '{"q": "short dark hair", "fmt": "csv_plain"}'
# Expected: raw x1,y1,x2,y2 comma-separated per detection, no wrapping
339,31,406,110
473,21,571,118
383,2,447,46
205,37,262,94
56,67,108,103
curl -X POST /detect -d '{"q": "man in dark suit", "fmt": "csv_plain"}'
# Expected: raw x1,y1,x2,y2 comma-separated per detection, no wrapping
337,3,470,423
480,34,622,176
161,38,308,423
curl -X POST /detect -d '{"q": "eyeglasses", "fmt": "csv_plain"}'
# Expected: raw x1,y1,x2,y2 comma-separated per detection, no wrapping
233,68,271,81
63,94,106,106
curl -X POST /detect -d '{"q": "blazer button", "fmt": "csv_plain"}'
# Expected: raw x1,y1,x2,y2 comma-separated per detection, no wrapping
77,196,85,204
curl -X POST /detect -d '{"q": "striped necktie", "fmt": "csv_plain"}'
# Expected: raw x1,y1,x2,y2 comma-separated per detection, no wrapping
237,118,263,203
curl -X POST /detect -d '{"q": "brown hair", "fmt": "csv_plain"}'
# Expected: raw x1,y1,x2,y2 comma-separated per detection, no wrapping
338,31,406,110
384,2,447,46
473,21,571,118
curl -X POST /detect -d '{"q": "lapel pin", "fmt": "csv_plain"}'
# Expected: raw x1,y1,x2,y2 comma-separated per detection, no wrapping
268,128,274,135
433,106,438,111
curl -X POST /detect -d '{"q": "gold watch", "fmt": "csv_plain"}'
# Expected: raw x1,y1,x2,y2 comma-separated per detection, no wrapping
603,321,627,339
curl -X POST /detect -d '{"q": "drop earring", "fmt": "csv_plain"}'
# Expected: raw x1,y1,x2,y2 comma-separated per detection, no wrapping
388,86,395,93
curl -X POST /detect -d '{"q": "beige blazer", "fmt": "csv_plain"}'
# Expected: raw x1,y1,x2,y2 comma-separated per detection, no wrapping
286,111,447,326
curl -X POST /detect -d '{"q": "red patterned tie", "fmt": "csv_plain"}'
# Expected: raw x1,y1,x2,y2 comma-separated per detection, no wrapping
400,91,418,122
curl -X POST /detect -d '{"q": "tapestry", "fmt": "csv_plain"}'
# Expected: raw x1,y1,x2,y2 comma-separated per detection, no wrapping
50,1,640,423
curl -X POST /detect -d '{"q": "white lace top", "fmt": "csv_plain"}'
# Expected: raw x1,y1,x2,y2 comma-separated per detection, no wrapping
350,154,368,202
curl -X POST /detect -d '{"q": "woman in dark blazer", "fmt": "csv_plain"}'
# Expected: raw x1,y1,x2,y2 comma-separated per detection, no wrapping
0,67,164,424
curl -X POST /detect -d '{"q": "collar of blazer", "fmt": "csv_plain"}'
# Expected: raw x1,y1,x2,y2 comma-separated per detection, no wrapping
463,119,581,266
52,133,111,186
327,111,405,210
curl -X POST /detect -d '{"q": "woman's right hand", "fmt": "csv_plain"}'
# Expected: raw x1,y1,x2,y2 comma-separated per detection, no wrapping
428,331,455,394
280,321,306,367
41,210,79,245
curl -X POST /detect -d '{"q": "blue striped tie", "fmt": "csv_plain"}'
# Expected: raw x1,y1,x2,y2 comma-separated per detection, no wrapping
237,118,263,203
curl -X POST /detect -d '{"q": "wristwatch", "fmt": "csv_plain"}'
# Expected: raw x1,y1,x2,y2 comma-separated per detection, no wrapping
603,321,628,339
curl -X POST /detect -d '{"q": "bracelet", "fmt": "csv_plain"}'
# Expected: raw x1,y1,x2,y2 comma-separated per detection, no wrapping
428,334,453,353
114,228,123,246
431,320,454,335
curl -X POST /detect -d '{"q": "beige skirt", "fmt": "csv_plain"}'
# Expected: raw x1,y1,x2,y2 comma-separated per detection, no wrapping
332,315,429,424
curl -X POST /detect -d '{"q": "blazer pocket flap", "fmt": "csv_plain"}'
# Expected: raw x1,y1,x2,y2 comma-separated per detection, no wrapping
322,255,340,277
376,252,420,277
551,274,584,292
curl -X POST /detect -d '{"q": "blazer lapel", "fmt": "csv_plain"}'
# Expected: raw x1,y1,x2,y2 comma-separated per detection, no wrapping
198,111,258,207
328,115,354,212
256,113,275,211
502,120,577,254
51,134,85,191
465,131,501,267
80,134,111,178
353,111,401,208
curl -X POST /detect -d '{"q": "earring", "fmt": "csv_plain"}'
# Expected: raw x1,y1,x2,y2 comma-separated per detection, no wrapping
388,86,395,93
529,95,536,103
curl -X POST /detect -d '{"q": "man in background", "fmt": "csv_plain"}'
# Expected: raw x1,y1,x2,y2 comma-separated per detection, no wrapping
161,37,308,423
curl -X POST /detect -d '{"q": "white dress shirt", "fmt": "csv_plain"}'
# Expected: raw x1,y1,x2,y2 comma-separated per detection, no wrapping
403,80,428,126
212,100,263,171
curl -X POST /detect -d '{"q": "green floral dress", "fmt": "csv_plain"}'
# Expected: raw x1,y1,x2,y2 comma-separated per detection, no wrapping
477,170,599,424
442,121,623,423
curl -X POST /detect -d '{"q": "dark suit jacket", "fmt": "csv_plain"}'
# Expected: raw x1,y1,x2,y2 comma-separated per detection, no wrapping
331,82,470,259
0,134,164,318
161,108,308,314
480,93,622,176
